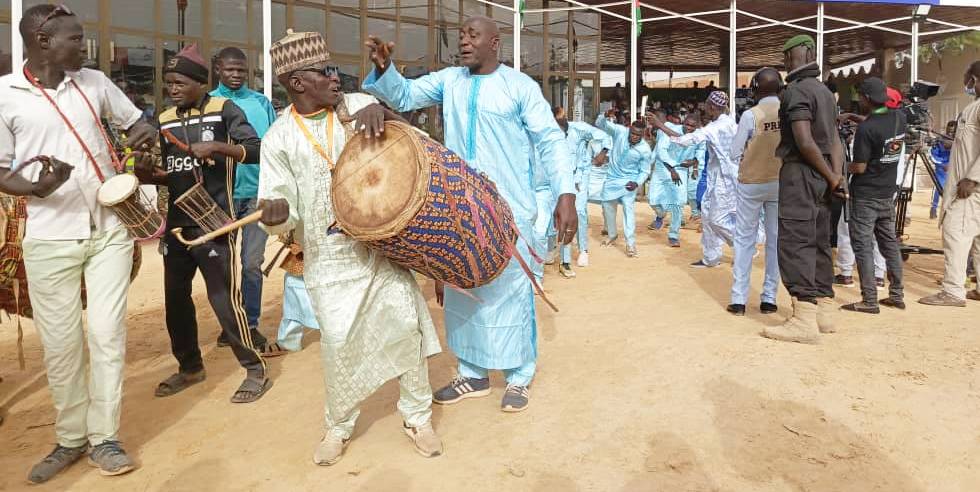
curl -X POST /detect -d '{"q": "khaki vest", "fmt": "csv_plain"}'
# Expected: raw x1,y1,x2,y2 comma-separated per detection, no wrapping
738,99,783,184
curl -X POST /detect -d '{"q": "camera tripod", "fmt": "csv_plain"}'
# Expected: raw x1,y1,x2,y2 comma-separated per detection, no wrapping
894,133,946,261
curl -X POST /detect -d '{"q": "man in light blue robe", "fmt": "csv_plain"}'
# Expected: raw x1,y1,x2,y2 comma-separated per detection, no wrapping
649,120,703,247
594,110,653,257
363,17,577,413
568,121,610,268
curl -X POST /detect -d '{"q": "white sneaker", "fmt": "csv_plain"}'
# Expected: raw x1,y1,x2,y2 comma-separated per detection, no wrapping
577,251,589,267
544,248,558,265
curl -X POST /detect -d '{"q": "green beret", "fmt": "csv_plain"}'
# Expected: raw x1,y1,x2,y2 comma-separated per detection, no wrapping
782,34,815,53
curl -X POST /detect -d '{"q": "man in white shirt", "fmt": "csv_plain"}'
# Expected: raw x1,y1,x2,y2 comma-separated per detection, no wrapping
0,5,155,484
727,68,783,316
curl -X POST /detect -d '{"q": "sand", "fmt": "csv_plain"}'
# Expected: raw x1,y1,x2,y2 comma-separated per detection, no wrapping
1,193,978,492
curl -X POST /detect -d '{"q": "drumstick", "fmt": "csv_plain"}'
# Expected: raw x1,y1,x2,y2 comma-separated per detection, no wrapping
161,129,215,166
171,210,263,247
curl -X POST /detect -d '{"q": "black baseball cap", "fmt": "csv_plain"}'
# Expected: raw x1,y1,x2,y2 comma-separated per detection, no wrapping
859,77,889,105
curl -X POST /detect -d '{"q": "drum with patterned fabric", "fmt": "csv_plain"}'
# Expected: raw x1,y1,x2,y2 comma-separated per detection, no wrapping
0,193,143,319
332,121,519,289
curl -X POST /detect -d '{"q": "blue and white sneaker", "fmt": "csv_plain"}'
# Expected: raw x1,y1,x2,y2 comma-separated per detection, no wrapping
501,385,530,413
433,375,491,405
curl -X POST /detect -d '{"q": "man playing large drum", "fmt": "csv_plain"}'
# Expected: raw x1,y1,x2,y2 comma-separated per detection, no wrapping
364,16,578,413
257,30,444,466
0,5,156,483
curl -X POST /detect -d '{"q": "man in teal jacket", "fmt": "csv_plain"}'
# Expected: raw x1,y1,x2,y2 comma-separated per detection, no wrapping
210,47,277,346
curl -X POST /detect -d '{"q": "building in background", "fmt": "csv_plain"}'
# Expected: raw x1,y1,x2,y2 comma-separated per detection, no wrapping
0,0,603,138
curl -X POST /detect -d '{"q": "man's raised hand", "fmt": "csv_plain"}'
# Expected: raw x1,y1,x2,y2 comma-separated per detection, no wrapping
365,35,395,72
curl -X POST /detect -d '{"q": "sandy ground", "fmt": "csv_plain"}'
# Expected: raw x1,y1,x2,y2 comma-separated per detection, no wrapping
0,192,978,492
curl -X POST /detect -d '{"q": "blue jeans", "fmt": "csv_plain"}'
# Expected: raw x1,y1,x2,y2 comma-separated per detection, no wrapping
931,166,947,211
459,358,536,387
731,182,780,305
235,198,268,328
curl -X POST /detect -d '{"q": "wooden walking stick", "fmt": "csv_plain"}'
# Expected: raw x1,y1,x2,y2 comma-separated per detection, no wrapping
171,210,263,247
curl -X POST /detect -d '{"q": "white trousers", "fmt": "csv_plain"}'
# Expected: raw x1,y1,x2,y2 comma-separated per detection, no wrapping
22,226,133,448
731,182,780,305
941,193,980,299
836,213,885,278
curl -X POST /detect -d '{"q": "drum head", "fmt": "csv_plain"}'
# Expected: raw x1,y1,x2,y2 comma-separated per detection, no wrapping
97,173,139,206
332,121,429,241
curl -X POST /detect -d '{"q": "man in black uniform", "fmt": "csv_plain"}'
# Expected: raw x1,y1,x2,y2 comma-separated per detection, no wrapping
136,44,279,402
763,35,845,344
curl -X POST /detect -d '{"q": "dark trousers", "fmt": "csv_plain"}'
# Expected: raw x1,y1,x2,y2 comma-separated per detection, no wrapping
777,160,835,302
848,197,904,304
163,228,266,376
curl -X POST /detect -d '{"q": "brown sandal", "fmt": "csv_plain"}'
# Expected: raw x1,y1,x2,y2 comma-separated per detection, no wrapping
230,377,273,404
261,342,289,358
155,370,206,397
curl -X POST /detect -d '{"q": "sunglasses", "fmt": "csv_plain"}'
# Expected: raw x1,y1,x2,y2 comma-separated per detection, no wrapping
293,65,340,78
38,4,75,30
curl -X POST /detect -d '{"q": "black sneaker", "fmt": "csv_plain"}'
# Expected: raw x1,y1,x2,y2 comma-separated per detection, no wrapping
28,444,88,484
88,440,136,476
216,334,231,347
841,301,880,314
834,274,855,287
726,304,746,316
432,375,491,405
760,302,778,314
501,384,530,413
880,298,906,310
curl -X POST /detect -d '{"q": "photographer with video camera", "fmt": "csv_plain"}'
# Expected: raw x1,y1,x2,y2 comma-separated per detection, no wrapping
919,61,980,307
840,77,906,314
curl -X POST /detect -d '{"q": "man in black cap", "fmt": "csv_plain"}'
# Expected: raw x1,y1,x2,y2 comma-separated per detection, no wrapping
763,34,845,344
840,77,906,314
136,43,276,404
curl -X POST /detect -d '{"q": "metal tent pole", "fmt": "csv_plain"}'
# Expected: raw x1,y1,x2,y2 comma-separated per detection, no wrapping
817,2,824,75
12,0,23,75
630,2,638,120
263,0,272,100
911,17,919,87
514,0,522,72
729,0,736,114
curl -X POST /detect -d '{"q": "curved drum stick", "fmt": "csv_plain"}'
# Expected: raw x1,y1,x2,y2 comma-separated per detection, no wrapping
172,210,264,247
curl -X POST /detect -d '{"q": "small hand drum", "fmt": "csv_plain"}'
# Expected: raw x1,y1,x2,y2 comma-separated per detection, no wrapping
173,181,232,234
97,174,165,241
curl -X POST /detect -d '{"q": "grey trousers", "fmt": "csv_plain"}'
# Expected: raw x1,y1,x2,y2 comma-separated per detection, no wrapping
847,197,904,304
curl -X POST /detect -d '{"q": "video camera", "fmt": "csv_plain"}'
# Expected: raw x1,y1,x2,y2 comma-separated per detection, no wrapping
901,80,939,129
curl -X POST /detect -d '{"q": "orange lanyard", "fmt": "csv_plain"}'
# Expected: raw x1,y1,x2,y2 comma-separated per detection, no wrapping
291,107,335,170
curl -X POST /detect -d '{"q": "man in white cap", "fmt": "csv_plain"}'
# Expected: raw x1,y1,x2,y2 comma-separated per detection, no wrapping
650,90,739,267
258,30,444,465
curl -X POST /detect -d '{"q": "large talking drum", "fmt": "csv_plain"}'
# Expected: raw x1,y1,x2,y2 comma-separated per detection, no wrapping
97,173,165,241
332,121,518,289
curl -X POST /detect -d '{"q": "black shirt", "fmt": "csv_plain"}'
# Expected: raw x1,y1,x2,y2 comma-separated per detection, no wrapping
850,109,907,200
777,63,840,162
158,96,260,227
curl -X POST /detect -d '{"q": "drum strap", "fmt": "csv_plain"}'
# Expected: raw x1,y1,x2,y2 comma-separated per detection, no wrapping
291,107,336,170
24,67,124,183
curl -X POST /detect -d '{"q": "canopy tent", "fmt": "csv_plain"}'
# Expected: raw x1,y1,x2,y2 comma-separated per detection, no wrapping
11,0,976,119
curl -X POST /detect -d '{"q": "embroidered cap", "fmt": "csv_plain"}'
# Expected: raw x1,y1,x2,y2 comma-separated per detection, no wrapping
707,90,729,108
270,29,331,77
